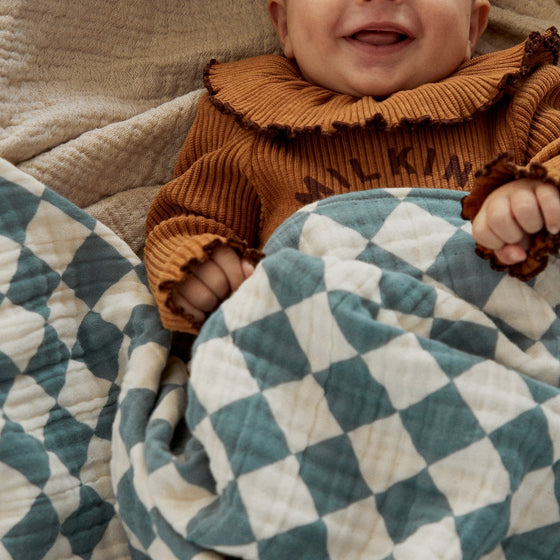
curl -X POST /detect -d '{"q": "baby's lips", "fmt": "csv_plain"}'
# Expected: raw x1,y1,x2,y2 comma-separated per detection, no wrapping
351,30,407,46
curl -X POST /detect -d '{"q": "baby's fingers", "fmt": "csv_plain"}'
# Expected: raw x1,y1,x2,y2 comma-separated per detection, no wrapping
172,278,212,324
241,257,256,280
508,183,545,234
471,202,523,250
535,182,560,235
211,246,247,292
191,255,231,302
507,180,560,235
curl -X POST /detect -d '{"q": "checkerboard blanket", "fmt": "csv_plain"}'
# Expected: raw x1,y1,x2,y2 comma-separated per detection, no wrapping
113,188,560,560
0,159,170,560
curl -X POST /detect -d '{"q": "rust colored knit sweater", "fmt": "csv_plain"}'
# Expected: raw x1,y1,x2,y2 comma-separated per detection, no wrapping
146,29,560,333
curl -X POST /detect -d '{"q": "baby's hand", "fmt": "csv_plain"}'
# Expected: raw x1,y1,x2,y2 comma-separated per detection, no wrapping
471,179,560,265
172,246,255,324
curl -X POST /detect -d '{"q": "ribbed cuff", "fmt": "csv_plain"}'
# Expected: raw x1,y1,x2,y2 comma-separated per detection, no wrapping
149,234,263,334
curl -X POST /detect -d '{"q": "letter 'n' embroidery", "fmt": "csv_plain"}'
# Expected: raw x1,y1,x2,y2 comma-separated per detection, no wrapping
296,176,335,205
444,156,473,188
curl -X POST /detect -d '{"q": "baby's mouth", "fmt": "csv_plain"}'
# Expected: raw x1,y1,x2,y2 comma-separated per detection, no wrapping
350,30,410,47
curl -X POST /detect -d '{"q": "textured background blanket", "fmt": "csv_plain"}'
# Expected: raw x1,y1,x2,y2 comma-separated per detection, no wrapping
0,0,280,255
1,0,560,255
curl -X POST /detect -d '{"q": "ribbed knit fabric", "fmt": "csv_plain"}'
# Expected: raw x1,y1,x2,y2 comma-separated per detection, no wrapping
146,29,560,333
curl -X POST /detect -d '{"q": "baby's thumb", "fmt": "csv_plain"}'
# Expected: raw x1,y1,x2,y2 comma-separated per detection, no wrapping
493,242,527,265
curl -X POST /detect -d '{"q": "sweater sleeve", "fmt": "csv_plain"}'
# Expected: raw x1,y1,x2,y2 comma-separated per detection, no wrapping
461,66,560,281
145,94,263,333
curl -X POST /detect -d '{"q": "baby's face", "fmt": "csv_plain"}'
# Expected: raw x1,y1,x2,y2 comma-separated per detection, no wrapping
269,0,490,98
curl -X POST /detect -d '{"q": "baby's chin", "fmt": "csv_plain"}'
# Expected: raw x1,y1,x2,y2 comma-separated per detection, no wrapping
333,82,410,100
308,79,397,100
317,60,470,99
316,74,420,100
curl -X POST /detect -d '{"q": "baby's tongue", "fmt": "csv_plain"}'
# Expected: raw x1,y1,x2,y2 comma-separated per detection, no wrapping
353,30,402,46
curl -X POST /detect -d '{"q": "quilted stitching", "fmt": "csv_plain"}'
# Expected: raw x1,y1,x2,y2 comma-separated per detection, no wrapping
114,189,560,560
0,161,170,560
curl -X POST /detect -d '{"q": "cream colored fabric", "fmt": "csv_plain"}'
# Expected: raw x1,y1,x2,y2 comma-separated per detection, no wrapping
1,0,559,255
477,0,560,55
0,0,280,255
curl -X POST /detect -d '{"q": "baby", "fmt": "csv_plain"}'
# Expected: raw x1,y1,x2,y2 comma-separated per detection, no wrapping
145,0,560,333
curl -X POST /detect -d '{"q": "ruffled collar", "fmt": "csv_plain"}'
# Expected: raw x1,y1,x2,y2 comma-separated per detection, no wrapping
204,28,560,136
